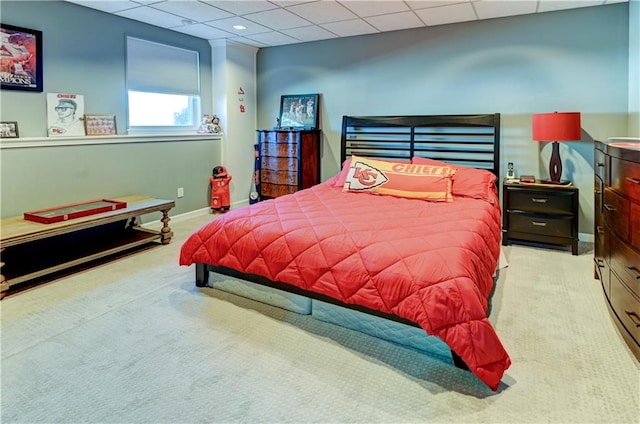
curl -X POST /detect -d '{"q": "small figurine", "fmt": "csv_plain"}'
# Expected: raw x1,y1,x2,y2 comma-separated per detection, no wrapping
210,165,232,213
211,115,222,133
198,114,223,134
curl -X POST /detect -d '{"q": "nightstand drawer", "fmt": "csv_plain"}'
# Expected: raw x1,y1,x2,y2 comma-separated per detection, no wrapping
508,189,575,215
508,212,574,238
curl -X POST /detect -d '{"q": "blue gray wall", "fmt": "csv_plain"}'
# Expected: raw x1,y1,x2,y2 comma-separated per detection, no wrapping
0,1,218,218
255,3,631,236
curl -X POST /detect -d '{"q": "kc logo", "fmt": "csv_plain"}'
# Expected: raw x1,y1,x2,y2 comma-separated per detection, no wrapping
346,161,388,190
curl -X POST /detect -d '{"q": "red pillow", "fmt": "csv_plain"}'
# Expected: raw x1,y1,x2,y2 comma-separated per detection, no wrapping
343,155,455,202
411,156,497,203
332,159,352,188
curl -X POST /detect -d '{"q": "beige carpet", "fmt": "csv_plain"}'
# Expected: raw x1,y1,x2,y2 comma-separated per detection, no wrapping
1,214,638,423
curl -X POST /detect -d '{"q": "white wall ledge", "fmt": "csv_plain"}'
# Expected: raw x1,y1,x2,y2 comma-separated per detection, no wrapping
0,133,223,149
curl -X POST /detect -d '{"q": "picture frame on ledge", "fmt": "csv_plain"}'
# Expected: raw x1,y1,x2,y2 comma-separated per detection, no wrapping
84,114,117,136
278,93,319,130
1,23,43,92
0,121,19,138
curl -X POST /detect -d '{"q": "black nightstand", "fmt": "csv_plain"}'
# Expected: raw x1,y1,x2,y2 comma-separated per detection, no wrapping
502,182,579,255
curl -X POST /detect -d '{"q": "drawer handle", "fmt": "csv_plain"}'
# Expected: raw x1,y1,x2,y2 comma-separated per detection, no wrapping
626,177,640,185
603,204,616,212
596,225,604,234
597,162,605,168
625,311,640,327
626,266,640,279
531,221,547,227
531,198,548,203
596,258,605,267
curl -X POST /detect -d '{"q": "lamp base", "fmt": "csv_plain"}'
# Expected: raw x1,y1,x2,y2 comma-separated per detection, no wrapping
539,178,572,186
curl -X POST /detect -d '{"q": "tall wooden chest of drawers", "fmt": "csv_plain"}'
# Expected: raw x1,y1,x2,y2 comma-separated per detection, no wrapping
257,129,321,200
594,140,640,360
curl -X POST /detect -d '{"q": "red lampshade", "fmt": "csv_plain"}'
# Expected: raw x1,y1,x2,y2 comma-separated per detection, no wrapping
532,112,581,142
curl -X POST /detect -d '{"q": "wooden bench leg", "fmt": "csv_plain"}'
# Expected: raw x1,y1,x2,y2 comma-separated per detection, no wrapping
160,209,173,245
0,247,7,299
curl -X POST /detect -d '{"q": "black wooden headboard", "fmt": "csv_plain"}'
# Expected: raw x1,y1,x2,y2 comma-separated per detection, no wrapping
340,114,501,177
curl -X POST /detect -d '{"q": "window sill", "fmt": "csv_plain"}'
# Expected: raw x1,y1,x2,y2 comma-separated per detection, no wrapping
0,133,223,149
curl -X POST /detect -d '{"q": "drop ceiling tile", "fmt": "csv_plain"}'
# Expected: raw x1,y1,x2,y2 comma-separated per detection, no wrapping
365,11,426,32
245,31,301,46
245,8,313,30
202,0,279,15
66,0,140,13
271,0,316,6
116,5,186,27
171,23,235,39
406,0,470,11
205,16,273,35
414,2,477,25
320,18,379,37
288,0,358,24
474,0,537,19
281,25,338,42
339,0,410,17
150,1,233,21
537,0,603,13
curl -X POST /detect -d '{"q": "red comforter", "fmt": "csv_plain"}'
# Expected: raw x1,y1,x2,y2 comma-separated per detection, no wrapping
180,177,511,390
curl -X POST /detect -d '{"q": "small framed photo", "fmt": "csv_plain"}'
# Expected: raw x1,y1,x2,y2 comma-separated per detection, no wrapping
0,121,19,138
279,93,319,130
84,114,117,136
1,23,43,92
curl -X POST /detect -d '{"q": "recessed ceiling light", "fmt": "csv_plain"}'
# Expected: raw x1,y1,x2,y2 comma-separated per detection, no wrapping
233,25,247,30
181,19,197,25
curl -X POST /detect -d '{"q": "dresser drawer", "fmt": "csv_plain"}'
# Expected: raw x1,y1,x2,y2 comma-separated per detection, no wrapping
260,169,297,186
609,272,640,345
508,189,575,215
260,183,297,198
632,203,640,250
261,141,298,157
595,148,607,182
604,188,630,241
610,232,640,299
261,156,298,172
508,212,574,238
611,157,640,203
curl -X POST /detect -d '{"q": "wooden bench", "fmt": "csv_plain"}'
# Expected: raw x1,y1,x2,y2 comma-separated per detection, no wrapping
0,195,175,298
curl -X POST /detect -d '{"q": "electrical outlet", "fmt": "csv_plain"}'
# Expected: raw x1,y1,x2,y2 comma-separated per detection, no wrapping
177,187,184,198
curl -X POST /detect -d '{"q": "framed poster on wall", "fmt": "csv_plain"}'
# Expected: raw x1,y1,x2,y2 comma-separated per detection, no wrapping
279,94,319,130
0,23,43,92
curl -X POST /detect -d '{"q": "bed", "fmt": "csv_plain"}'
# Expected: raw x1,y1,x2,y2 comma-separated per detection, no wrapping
180,114,511,391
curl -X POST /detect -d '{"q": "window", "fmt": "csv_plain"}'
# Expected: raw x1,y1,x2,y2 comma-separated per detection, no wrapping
126,36,201,132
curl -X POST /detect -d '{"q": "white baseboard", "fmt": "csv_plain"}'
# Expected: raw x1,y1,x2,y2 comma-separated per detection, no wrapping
143,199,250,228
579,232,594,243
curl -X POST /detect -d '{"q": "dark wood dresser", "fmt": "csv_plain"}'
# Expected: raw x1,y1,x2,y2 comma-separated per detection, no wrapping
257,129,321,200
502,182,579,255
594,140,640,360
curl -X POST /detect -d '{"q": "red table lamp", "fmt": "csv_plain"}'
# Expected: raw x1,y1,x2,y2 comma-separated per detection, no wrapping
532,112,581,184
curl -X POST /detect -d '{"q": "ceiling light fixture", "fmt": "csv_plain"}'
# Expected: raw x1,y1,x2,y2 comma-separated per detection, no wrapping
181,18,197,25
233,25,247,30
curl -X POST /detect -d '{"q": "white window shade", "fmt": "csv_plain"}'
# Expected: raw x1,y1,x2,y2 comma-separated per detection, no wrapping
126,36,200,96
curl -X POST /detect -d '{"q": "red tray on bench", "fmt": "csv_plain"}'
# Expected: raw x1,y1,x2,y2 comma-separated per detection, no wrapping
24,199,127,224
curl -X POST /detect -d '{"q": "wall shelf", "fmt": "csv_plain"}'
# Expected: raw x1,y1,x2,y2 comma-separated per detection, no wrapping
0,133,222,149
